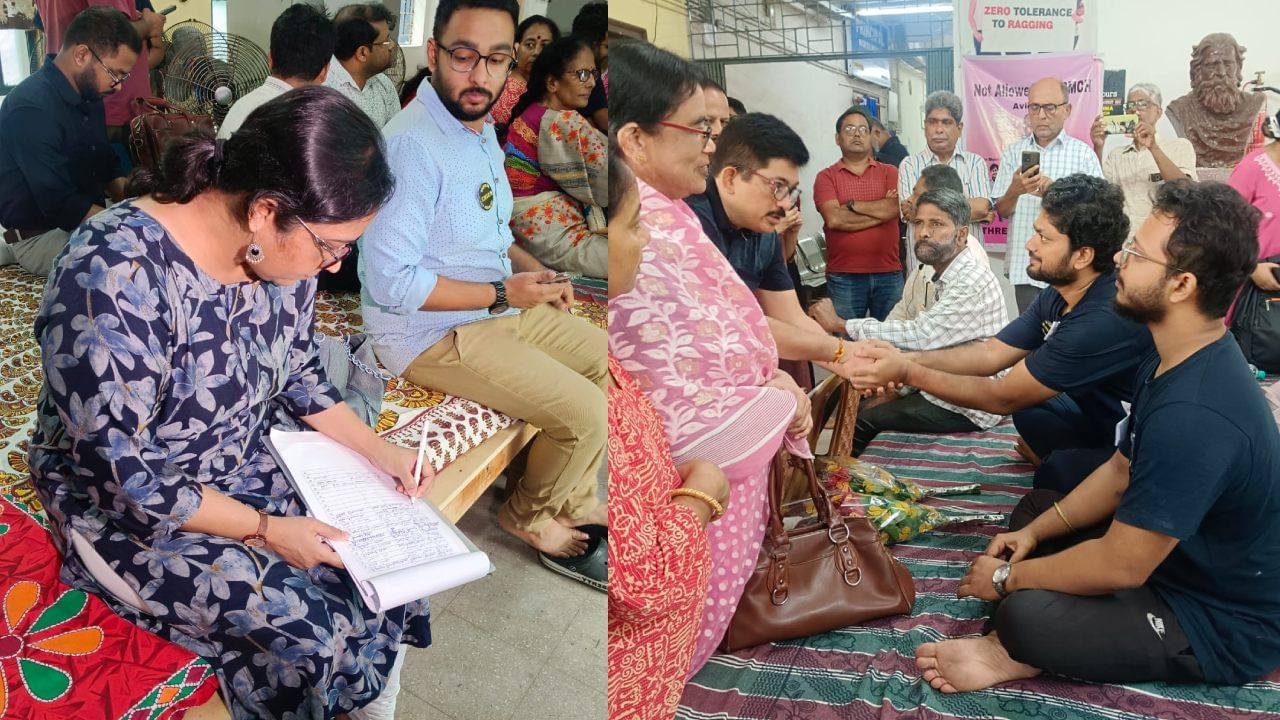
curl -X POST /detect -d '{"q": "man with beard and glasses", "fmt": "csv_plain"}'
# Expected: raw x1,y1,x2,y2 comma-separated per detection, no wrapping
360,0,608,588
852,174,1153,495
0,6,140,276
687,113,869,404
34,0,164,172
811,188,1007,455
325,3,401,128
993,78,1103,311
909,180,1280,697
1166,33,1267,169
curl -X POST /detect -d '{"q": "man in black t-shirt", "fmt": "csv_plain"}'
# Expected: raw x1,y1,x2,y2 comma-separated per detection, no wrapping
687,113,867,383
851,175,1151,493
910,180,1280,693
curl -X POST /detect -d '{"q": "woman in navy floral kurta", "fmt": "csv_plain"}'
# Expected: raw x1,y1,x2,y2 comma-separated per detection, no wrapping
29,87,431,719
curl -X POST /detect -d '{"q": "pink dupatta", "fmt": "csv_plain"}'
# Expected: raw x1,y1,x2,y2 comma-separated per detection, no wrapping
609,178,810,678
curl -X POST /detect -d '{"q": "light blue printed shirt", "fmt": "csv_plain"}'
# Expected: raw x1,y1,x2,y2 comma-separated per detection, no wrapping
992,130,1103,287
359,87,517,376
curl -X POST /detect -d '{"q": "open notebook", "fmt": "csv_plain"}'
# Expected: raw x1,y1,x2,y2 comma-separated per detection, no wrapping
266,429,492,612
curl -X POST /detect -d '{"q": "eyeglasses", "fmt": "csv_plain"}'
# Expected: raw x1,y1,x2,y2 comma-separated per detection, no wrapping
297,218,354,270
438,45,516,78
370,38,397,49
840,125,871,136
88,47,129,89
567,68,599,84
749,170,801,206
1027,102,1067,116
1118,237,1189,274
657,120,713,148
1123,100,1153,111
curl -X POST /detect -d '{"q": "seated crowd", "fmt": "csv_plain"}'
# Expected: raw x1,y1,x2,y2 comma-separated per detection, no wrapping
605,39,1280,720
0,0,610,718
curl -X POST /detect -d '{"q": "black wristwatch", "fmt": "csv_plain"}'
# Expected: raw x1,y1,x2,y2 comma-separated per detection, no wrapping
846,199,857,213
488,281,509,315
992,561,1012,598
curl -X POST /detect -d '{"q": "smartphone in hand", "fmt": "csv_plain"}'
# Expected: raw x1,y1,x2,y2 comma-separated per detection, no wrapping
1020,150,1041,175
539,271,577,284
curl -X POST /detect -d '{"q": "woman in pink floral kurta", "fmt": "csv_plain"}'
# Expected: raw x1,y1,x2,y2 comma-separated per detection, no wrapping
610,41,812,678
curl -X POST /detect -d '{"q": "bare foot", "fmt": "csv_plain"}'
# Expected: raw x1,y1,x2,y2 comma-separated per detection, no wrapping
499,512,588,557
555,504,608,529
915,635,1040,693
1014,437,1042,469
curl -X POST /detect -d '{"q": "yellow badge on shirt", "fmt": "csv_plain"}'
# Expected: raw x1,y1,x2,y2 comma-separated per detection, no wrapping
479,182,494,210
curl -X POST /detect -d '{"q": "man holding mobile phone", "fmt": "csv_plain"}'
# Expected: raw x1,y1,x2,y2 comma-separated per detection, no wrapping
993,77,1103,311
1090,84,1198,238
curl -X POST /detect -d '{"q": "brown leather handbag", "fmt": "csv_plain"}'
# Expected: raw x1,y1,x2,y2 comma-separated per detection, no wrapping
720,451,916,652
128,97,215,171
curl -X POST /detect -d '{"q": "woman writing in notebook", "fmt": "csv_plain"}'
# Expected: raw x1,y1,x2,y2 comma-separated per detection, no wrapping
29,87,429,720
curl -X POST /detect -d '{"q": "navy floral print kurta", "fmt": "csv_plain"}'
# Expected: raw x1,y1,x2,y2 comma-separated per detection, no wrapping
29,203,431,719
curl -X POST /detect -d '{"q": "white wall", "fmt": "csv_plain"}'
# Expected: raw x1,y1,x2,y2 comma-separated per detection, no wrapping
726,61,865,240
893,59,926,154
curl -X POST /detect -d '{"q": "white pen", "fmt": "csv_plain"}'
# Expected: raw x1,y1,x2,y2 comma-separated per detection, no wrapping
409,426,429,505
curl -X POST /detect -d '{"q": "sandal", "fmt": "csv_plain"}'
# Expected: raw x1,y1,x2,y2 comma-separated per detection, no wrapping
540,531,607,592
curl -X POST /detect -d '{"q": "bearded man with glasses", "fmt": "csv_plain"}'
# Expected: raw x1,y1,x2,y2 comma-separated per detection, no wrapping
361,0,608,587
993,77,1103,311
0,6,141,276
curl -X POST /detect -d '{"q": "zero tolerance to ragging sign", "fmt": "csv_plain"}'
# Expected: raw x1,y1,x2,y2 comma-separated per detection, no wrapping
970,0,1090,55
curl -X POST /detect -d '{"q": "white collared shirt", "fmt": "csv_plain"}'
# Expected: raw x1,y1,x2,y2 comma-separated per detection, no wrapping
846,246,1008,429
216,76,293,139
1102,137,1198,235
323,57,401,128
992,131,1104,287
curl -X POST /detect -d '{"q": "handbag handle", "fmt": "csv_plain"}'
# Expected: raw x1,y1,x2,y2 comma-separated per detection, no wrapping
765,451,863,604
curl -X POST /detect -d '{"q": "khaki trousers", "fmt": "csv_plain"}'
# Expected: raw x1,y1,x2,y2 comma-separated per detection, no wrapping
404,303,607,532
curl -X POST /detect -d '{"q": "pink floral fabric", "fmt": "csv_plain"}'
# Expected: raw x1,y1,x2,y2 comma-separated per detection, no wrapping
609,178,805,677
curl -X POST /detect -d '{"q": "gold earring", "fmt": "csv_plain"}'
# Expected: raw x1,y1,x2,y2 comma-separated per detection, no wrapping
636,154,647,164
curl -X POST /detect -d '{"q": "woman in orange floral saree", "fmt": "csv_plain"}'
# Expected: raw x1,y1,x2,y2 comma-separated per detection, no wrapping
503,38,607,278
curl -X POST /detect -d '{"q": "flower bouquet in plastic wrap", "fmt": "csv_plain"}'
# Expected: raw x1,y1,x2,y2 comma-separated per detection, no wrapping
817,455,1005,545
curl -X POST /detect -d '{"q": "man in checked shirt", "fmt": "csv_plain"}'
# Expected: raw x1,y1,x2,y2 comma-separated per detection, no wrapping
809,187,1007,455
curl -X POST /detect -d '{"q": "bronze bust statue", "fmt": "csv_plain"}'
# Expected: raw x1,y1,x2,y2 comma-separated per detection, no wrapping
1166,33,1265,168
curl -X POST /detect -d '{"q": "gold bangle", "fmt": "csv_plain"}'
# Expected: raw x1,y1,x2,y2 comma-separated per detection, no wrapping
1053,501,1076,533
670,488,724,521
832,338,846,364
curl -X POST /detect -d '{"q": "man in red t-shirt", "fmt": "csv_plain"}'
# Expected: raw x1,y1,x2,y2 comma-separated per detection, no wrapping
814,105,902,321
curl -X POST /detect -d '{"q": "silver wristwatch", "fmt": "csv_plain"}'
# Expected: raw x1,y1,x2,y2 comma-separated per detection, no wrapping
992,561,1012,598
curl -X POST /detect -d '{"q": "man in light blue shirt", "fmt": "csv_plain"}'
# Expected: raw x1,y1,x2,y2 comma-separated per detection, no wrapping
360,0,607,584
993,77,1103,310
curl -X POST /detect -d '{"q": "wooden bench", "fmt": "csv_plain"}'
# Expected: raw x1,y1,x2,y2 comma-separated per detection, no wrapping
425,421,540,523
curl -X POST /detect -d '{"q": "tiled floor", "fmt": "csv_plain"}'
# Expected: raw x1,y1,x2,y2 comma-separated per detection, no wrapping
393,467,607,720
